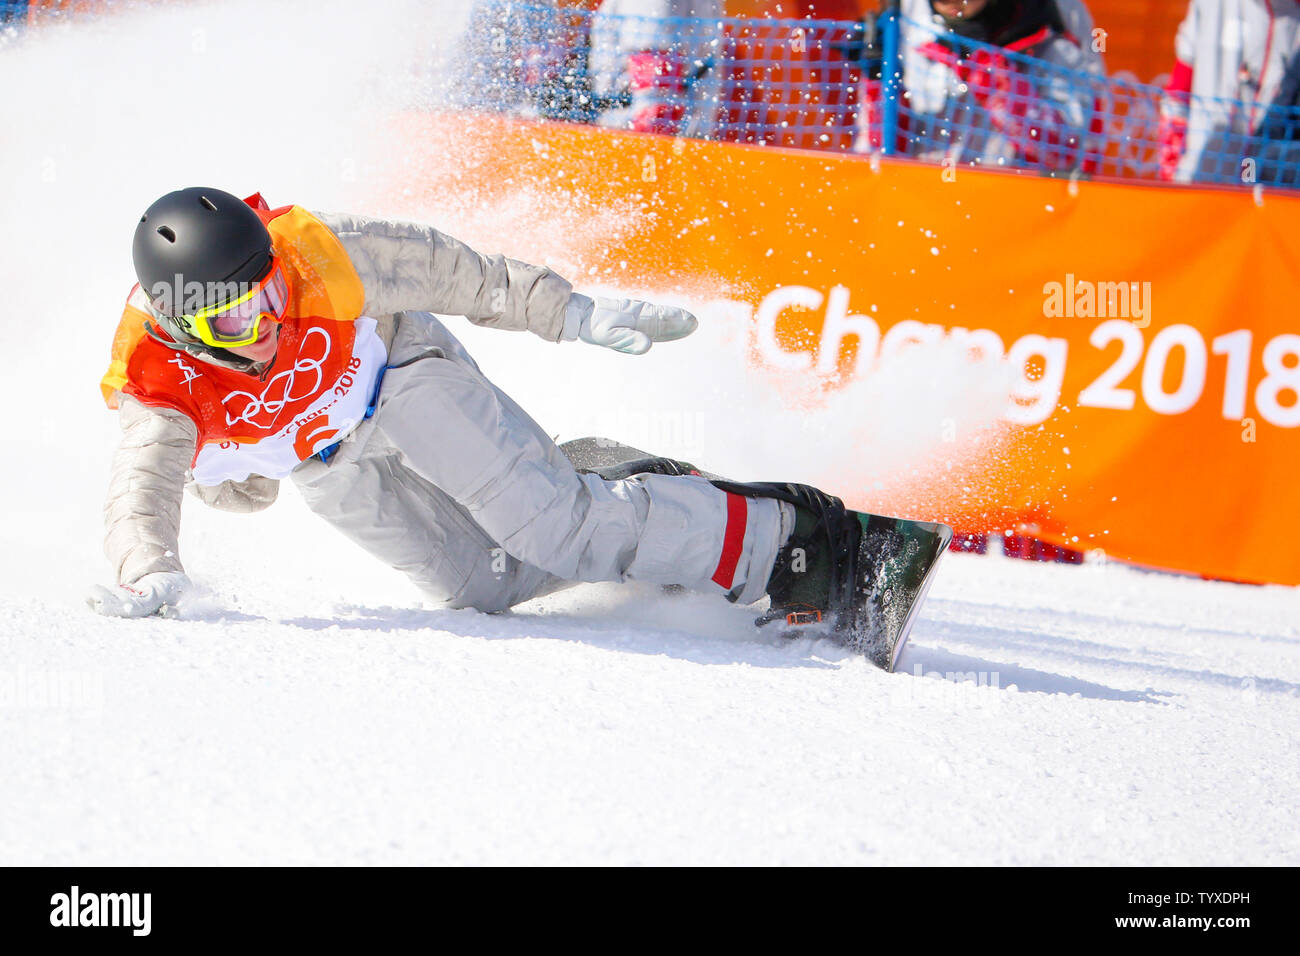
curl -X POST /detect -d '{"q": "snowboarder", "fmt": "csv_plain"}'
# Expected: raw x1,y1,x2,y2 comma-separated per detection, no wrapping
89,187,870,642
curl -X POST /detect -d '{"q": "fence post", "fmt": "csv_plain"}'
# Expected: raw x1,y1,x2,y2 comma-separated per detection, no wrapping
1,0,31,26
880,0,901,156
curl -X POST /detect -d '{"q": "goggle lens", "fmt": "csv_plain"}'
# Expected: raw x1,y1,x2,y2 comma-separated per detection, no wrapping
206,266,289,341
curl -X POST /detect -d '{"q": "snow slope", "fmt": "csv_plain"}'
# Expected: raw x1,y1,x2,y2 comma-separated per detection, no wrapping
1,1,1296,866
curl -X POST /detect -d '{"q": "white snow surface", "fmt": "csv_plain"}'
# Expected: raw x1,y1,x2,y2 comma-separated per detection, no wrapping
1,1,1297,866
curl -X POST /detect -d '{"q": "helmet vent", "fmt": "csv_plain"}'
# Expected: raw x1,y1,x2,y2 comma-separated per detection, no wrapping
156,225,176,243
199,195,218,211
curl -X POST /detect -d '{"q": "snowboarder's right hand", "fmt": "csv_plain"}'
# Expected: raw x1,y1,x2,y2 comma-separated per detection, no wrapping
86,571,191,618
562,293,698,355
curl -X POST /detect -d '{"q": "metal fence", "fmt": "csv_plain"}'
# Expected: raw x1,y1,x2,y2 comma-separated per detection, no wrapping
454,0,1300,191
450,1,868,150
2,1,124,26
891,9,1300,187
9,0,1300,189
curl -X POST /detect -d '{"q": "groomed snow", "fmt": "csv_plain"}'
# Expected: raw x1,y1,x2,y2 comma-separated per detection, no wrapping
6,519,1297,865
1,0,1296,866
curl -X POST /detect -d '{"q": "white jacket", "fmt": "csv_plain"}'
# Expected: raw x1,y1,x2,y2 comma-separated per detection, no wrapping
1170,0,1300,182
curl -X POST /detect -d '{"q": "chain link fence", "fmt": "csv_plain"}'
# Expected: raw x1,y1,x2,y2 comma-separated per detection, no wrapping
452,1,1300,190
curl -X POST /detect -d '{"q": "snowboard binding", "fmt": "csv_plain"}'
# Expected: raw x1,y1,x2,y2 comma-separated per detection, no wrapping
721,481,952,671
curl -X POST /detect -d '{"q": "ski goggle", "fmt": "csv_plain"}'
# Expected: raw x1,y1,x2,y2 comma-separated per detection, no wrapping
167,259,291,348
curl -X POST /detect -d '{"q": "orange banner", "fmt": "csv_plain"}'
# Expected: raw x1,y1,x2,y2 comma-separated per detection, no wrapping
389,112,1300,586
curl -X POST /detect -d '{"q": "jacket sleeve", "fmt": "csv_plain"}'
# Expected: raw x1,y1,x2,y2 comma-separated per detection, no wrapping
186,475,280,513
103,394,195,585
313,211,574,342
104,396,282,586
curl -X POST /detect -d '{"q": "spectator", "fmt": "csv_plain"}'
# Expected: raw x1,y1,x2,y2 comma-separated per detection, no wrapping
1256,43,1300,185
894,0,1105,171
588,0,724,137
1160,0,1300,185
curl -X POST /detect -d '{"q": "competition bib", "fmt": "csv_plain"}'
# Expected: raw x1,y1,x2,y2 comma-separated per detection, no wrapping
191,316,387,484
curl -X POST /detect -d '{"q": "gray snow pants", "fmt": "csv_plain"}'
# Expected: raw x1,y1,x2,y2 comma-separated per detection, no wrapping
291,312,786,612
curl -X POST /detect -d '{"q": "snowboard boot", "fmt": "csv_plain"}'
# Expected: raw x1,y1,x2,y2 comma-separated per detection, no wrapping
711,481,863,637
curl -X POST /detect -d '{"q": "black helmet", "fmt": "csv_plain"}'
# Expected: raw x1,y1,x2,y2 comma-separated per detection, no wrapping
132,187,273,324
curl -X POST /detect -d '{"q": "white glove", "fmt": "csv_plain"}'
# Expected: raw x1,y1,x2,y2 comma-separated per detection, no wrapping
86,571,191,618
562,294,698,355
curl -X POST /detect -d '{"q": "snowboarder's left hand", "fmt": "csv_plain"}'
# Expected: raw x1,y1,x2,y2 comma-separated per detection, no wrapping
562,294,698,355
86,571,191,618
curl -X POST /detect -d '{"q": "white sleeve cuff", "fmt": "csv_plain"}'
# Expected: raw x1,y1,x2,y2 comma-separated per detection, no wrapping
561,293,594,342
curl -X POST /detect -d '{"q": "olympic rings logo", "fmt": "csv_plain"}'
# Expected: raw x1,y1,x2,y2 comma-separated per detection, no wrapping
222,327,332,429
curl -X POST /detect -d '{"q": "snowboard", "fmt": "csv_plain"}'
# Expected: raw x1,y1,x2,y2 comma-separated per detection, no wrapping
839,511,952,672
560,437,952,672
